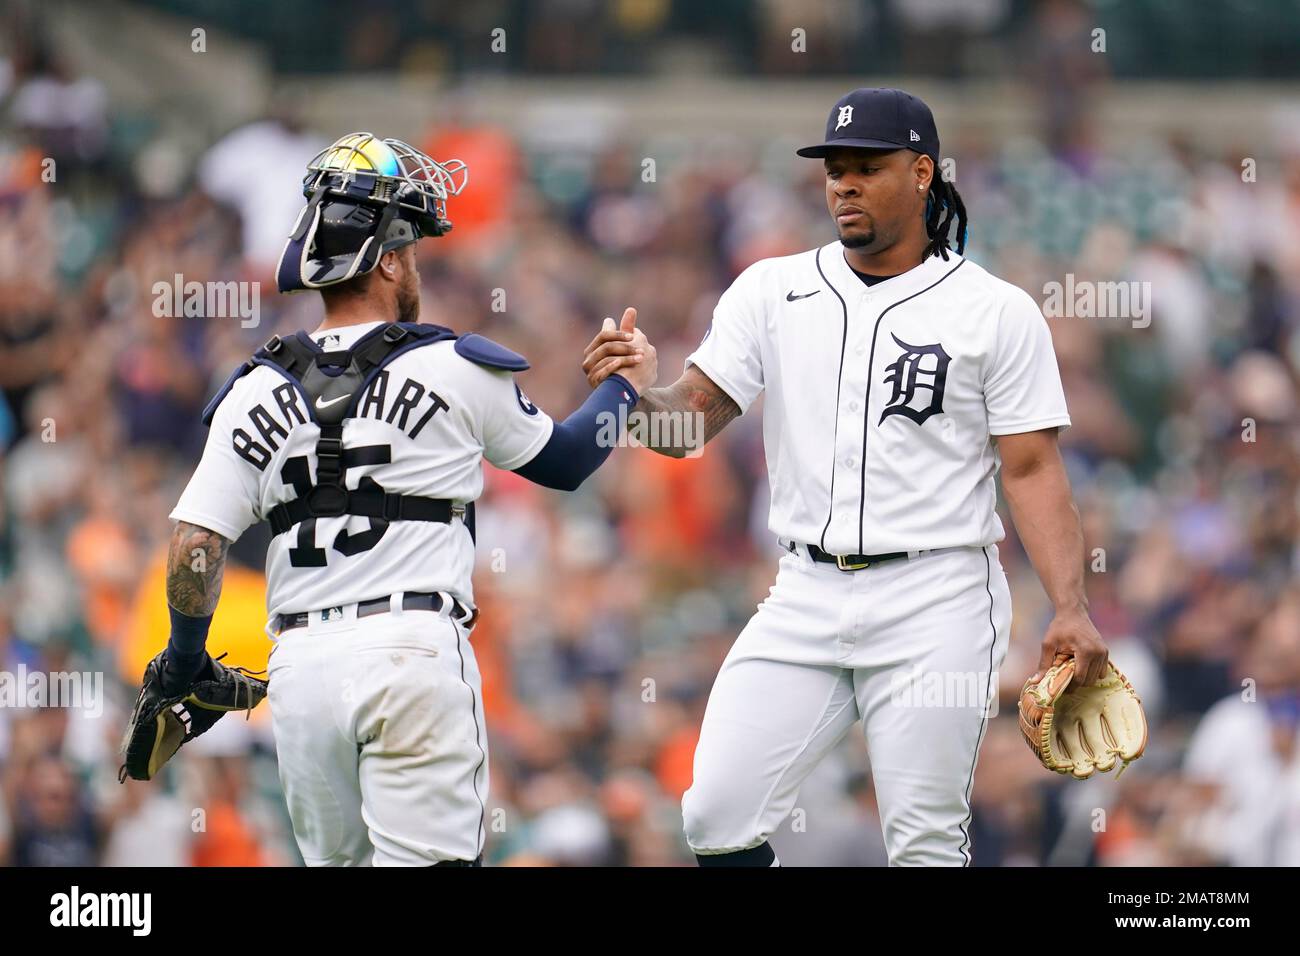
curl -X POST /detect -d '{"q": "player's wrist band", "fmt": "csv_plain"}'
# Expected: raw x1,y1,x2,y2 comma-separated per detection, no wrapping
165,606,214,681
604,373,639,405
167,606,214,651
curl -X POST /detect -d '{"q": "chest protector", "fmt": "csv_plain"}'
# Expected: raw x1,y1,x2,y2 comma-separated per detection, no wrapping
202,322,529,545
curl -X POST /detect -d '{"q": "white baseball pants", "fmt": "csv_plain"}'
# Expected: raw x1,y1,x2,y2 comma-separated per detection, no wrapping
266,597,488,866
683,544,1011,866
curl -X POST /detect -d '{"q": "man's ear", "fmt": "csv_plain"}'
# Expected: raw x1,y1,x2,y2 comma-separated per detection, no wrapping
377,247,400,280
914,154,934,193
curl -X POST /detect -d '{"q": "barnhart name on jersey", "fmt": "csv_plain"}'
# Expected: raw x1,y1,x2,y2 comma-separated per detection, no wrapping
232,371,452,471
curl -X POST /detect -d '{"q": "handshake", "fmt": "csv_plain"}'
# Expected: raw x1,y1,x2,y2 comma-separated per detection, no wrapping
582,307,658,397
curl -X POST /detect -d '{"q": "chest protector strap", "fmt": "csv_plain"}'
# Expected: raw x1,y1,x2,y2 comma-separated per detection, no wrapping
248,322,457,537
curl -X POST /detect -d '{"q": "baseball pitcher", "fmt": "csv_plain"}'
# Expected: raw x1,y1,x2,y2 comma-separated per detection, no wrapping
584,89,1130,866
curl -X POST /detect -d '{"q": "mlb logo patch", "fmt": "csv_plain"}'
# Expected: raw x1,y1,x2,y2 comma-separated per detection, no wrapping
514,382,539,416
320,606,344,622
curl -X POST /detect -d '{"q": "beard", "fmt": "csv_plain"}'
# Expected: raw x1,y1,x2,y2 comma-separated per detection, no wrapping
395,278,420,324
838,228,877,249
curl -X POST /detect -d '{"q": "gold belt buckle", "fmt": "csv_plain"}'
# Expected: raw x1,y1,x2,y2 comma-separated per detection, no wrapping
835,553,871,571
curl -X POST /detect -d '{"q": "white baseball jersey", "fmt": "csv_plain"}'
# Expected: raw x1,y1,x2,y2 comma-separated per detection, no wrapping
686,242,1070,556
171,320,554,617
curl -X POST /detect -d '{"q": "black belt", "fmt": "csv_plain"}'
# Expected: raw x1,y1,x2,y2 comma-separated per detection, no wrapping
275,591,476,633
806,543,910,571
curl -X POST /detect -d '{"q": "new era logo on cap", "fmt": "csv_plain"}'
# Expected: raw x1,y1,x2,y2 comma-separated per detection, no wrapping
796,88,940,163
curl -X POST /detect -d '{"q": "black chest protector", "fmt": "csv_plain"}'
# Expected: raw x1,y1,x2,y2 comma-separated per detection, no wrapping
202,322,528,550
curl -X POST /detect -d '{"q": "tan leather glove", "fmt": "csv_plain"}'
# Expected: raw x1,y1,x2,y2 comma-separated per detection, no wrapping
1018,655,1148,779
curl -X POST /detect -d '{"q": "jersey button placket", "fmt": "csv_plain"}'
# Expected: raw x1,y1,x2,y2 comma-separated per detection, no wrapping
834,333,867,668
835,317,871,553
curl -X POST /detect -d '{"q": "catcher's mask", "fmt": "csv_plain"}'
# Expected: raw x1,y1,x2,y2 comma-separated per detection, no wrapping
276,133,468,294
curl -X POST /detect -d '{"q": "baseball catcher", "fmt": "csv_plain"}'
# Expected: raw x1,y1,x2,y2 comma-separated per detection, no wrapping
1018,654,1148,778
129,130,654,865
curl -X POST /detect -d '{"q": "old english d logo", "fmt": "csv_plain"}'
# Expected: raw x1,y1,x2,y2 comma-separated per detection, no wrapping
879,334,950,425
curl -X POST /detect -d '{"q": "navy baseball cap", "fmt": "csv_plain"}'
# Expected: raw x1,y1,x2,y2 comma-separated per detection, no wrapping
797,88,940,163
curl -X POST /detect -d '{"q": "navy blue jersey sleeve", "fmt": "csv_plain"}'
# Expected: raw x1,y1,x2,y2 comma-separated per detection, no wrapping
513,375,639,491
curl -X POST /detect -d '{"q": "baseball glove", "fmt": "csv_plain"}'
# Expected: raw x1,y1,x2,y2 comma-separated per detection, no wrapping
1018,655,1147,779
118,651,268,783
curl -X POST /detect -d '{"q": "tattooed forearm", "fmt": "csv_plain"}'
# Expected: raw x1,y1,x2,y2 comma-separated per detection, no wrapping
166,521,230,616
631,366,742,458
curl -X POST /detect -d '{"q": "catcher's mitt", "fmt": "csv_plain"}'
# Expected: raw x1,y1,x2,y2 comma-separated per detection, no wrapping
1018,655,1147,779
118,651,267,782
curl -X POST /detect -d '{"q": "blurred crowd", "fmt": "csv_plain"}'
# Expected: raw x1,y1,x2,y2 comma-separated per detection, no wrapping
2,15,1300,867
126,0,1300,80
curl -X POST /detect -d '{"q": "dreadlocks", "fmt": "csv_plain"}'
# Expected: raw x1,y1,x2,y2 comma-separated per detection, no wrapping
924,177,968,261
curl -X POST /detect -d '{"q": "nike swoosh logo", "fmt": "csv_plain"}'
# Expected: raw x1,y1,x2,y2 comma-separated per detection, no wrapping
786,289,820,301
315,394,349,410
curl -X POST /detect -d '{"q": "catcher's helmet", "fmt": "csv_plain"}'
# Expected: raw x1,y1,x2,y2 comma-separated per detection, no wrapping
276,133,468,294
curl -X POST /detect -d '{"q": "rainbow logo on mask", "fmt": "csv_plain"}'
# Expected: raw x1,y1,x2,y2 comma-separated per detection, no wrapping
315,134,400,178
